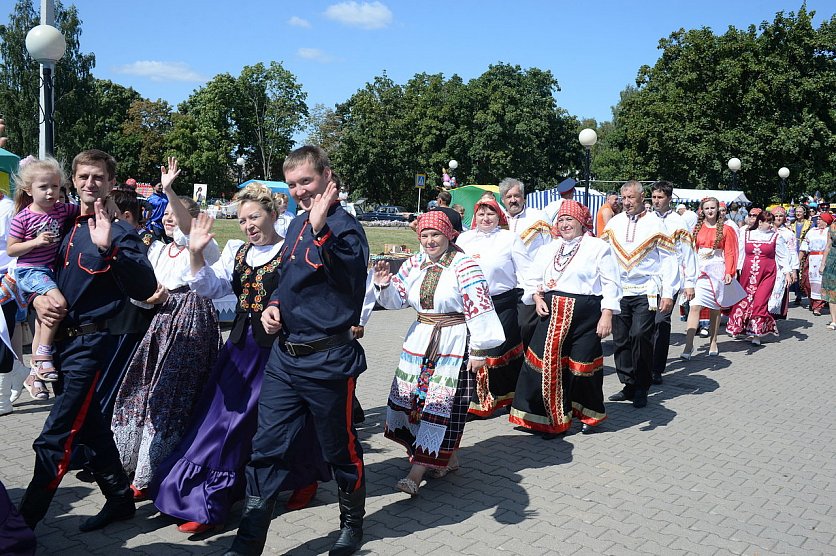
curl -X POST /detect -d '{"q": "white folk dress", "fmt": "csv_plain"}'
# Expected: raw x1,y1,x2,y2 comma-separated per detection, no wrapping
376,249,504,468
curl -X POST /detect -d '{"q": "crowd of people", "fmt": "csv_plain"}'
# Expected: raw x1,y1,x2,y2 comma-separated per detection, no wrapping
0,145,834,556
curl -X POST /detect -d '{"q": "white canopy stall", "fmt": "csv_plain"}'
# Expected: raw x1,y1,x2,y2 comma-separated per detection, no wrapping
671,188,751,205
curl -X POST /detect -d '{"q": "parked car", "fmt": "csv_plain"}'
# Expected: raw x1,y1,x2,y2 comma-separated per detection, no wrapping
357,205,414,222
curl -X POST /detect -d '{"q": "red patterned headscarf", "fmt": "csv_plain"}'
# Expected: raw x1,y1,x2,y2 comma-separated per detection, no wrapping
417,210,459,242
553,200,593,234
471,198,508,229
749,208,763,217
770,206,787,216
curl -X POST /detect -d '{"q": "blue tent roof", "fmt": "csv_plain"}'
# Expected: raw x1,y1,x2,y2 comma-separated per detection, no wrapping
237,179,297,214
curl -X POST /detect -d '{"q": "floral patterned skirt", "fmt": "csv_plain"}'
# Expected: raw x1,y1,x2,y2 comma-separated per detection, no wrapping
112,290,221,489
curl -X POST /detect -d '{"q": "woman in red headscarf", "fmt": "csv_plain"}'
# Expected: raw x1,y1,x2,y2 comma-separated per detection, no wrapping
456,198,532,418
373,211,505,495
727,209,793,344
511,200,622,437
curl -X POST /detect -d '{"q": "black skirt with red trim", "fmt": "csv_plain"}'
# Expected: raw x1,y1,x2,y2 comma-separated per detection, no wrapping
468,288,524,417
510,291,606,435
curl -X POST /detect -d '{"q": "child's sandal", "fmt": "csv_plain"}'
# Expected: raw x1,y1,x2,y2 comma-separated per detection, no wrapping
32,356,59,382
24,374,50,401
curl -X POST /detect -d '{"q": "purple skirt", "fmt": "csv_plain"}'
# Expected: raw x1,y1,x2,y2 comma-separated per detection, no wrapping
0,481,35,556
152,329,330,525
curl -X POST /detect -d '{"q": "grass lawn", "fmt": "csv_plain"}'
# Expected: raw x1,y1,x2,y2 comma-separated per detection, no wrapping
209,217,419,255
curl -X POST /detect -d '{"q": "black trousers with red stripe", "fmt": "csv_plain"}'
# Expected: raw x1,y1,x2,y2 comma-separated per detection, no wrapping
245,357,364,500
21,333,125,523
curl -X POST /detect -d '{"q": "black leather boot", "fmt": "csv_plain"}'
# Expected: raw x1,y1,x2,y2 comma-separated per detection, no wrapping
18,484,56,530
223,496,276,556
78,468,136,532
329,486,365,556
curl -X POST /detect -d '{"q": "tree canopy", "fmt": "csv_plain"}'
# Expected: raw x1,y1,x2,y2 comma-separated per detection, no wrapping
595,6,836,204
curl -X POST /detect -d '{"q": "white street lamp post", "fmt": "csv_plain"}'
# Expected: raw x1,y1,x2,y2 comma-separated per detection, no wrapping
578,128,598,206
727,157,741,190
236,156,246,185
778,166,790,204
26,7,66,158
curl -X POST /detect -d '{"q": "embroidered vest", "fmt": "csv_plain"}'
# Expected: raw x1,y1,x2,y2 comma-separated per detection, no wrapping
230,242,282,348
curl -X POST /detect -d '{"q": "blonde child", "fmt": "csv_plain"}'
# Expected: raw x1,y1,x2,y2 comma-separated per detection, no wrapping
7,157,79,397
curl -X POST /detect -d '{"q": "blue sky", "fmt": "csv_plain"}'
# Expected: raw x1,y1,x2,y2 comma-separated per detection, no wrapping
4,1,832,123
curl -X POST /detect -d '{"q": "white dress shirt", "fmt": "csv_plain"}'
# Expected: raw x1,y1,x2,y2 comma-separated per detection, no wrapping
524,235,622,313
506,205,553,258
601,211,679,300
457,226,533,295
654,209,698,292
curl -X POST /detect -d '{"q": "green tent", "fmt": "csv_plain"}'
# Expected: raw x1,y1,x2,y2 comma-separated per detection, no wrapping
0,148,20,195
450,184,500,228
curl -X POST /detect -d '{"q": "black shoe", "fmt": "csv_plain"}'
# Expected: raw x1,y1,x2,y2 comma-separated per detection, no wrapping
608,388,634,402
330,486,365,556
330,526,363,556
632,389,648,408
581,424,596,434
79,467,136,532
227,496,276,556
76,469,95,483
651,372,663,385
79,498,135,532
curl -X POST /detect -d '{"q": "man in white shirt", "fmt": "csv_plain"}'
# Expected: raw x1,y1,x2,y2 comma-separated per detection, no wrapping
676,203,698,233
601,181,678,408
649,182,698,385
499,178,552,348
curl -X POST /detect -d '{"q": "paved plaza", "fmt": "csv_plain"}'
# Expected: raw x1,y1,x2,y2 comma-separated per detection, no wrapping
1,303,835,555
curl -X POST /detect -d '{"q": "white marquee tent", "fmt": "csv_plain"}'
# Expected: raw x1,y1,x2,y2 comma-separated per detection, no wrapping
672,188,751,204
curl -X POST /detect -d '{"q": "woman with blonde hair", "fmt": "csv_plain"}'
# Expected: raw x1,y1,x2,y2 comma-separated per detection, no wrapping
153,181,327,534
681,197,742,358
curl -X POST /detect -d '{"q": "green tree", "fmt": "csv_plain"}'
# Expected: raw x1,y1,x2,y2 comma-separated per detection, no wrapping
464,63,578,189
332,73,411,205
605,6,836,204
234,62,308,180
305,103,342,154
168,73,238,195
0,1,96,161
89,79,143,174
120,99,172,182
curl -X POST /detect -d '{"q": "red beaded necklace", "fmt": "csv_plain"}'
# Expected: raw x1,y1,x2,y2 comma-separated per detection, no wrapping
553,236,583,273
167,242,186,258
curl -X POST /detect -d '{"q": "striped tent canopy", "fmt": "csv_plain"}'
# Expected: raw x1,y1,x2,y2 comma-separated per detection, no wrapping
526,179,608,223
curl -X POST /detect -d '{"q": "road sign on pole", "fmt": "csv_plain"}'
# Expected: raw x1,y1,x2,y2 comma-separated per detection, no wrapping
415,173,426,189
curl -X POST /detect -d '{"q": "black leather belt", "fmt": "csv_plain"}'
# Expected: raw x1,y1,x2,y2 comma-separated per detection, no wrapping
284,330,354,357
55,320,110,341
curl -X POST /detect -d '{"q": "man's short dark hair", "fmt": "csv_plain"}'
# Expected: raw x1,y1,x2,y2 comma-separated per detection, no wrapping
436,190,452,206
72,149,117,180
283,145,330,175
651,180,673,198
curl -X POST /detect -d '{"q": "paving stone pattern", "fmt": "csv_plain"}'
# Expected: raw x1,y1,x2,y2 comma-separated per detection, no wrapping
1,304,834,555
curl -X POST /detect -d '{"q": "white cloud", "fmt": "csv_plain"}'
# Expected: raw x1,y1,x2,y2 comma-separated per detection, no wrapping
113,61,206,82
324,1,392,30
297,48,334,63
288,16,311,28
